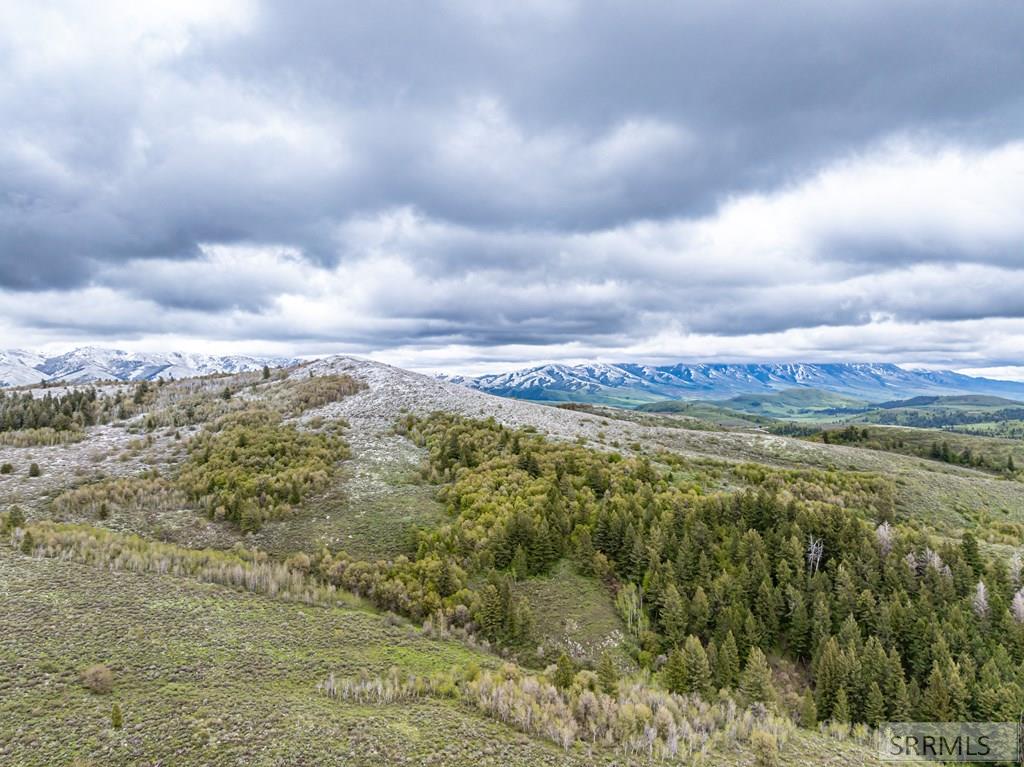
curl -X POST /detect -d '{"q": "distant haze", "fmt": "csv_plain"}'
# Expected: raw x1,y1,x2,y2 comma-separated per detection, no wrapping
2,2,1023,374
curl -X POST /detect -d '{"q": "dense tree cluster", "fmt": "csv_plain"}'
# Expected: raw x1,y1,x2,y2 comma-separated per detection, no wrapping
0,381,164,442
390,414,1024,726
178,409,349,531
0,389,102,432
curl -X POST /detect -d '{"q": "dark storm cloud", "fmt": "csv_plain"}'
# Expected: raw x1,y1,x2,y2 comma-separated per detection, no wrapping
1,1,1023,367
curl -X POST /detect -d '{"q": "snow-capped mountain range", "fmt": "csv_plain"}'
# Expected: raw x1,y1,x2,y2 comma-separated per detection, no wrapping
0,347,298,388
444,362,1024,404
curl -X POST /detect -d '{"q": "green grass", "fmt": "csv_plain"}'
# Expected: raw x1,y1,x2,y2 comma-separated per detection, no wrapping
0,548,880,766
0,547,590,767
514,560,627,666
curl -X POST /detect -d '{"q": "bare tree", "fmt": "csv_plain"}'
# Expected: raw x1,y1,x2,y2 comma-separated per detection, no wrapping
806,536,824,574
875,521,893,557
972,580,989,618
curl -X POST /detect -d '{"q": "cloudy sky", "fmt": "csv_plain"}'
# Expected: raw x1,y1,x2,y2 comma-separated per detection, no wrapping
2,1,1024,375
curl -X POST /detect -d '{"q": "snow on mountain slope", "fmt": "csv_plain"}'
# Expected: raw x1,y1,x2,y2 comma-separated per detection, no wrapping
0,347,298,387
452,362,1024,404
0,350,48,387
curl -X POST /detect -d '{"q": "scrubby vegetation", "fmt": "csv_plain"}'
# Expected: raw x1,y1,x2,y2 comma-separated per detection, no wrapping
285,374,366,414
321,663,795,758
52,474,188,521
178,409,349,531
0,427,87,447
6,517,365,610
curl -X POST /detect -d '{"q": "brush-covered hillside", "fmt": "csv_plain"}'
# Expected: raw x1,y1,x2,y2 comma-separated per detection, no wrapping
3,356,1024,766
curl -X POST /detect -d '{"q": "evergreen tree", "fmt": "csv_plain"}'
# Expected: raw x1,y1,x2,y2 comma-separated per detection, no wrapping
679,635,712,697
509,545,529,580
787,589,810,658
553,652,576,690
961,533,982,576
814,637,848,720
831,686,851,724
660,584,687,646
111,702,123,730
597,651,619,695
799,690,818,728
689,586,710,637
662,647,688,695
716,630,740,690
739,647,776,707
920,662,953,721
864,682,886,726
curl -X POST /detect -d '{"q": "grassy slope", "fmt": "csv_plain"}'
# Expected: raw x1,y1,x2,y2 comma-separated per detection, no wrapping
0,548,579,767
515,560,627,665
0,547,879,766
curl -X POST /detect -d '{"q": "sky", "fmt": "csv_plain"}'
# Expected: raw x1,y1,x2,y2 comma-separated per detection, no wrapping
2,1,1024,376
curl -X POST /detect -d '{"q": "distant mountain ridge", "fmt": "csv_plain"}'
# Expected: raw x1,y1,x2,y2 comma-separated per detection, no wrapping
444,362,1024,405
0,347,298,388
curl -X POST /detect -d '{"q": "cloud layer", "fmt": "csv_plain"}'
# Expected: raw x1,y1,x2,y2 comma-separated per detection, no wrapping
2,1,1023,372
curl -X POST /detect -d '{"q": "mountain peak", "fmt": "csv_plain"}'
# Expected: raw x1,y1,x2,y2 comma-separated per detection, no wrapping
0,346,299,388
453,361,1024,405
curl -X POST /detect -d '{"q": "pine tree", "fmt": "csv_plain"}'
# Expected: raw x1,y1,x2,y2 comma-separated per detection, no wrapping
111,702,123,729
509,545,529,580
813,637,847,720
680,635,712,697
689,586,710,637
716,630,740,690
831,686,850,724
864,681,886,726
663,647,688,695
921,659,966,725
961,533,982,576
739,647,776,707
553,652,576,690
754,579,780,645
799,690,818,728
597,651,619,695
787,589,810,658
660,584,687,646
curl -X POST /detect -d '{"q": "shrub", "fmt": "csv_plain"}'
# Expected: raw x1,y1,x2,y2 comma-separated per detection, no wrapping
4,505,25,531
81,664,113,694
285,374,366,414
178,409,348,531
111,703,123,729
0,462,12,474
28,462,41,477
751,729,780,767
